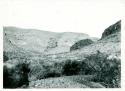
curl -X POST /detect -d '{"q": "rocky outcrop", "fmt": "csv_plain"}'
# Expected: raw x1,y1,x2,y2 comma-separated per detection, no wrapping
101,20,121,39
70,39,94,51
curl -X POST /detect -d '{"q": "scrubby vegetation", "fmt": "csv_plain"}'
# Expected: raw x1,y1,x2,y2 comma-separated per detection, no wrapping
84,51,121,88
62,59,94,76
3,50,120,88
52,51,120,88
3,20,121,88
27,50,121,88
29,61,62,81
3,61,30,88
36,64,61,79
29,59,94,80
3,51,9,62
62,60,81,75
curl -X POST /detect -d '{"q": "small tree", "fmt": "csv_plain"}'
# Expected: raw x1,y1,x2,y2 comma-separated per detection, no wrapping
85,51,121,88
62,59,81,76
3,62,30,88
47,38,57,49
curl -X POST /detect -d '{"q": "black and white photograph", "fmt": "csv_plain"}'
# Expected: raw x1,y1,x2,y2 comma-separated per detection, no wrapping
0,0,125,90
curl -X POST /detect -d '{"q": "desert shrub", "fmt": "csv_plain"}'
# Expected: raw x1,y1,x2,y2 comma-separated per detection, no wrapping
3,51,9,62
85,51,108,72
80,61,95,75
43,62,64,78
101,56,121,88
42,68,61,79
3,62,30,88
38,64,61,79
62,59,81,76
29,63,43,81
29,61,62,80
85,51,121,88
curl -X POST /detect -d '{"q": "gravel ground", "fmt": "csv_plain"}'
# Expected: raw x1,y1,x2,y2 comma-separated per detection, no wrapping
29,75,105,88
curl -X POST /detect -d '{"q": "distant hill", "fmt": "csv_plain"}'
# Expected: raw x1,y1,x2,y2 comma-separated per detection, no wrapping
69,20,121,52
44,32,94,54
3,27,93,54
42,20,121,62
4,20,120,60
76,20,121,57
3,27,57,53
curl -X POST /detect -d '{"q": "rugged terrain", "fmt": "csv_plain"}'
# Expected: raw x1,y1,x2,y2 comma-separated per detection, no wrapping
4,27,95,54
3,20,121,88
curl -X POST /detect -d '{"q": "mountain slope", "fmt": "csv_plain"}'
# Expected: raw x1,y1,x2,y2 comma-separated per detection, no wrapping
41,20,121,62
69,20,121,56
3,27,58,53
3,20,121,88
3,27,93,54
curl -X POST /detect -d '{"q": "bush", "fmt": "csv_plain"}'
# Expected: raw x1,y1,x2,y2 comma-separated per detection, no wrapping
43,62,63,78
29,62,62,80
62,59,81,76
101,56,121,87
3,51,9,62
62,59,94,76
42,70,61,79
80,61,95,75
40,64,61,79
85,51,121,88
3,62,30,88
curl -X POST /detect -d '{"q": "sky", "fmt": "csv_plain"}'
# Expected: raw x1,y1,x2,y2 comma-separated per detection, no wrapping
0,0,124,38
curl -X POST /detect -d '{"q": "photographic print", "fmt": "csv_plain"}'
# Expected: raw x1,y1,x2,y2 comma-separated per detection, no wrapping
1,0,124,89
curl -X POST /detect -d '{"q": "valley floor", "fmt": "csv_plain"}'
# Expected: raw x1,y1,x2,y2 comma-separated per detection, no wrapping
28,75,105,88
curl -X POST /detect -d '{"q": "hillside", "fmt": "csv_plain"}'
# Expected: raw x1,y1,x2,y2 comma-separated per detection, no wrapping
41,20,121,61
43,20,121,61
3,20,121,88
3,27,93,54
3,27,58,53
101,20,121,38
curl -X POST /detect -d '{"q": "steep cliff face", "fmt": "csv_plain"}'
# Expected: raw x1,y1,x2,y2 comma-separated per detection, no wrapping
101,20,121,39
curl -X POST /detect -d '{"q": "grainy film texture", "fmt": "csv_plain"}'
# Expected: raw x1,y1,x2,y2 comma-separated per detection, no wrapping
3,20,121,88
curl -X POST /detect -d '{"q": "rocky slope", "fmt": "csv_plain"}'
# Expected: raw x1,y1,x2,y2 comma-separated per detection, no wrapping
70,39,94,51
40,20,121,63
3,27,94,54
3,20,121,88
101,20,121,38
29,20,121,88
